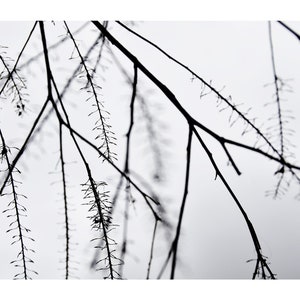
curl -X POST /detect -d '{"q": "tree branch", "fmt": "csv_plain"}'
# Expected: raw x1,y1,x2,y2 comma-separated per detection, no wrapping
277,21,300,42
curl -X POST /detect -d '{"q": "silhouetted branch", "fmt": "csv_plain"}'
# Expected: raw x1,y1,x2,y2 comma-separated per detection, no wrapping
192,127,276,279
146,218,158,279
277,21,300,42
268,21,284,157
0,21,37,96
59,123,70,279
1,20,298,280
115,21,285,164
93,21,300,176
0,31,102,193
91,21,108,77
27,32,104,151
118,63,138,277
0,97,50,196
19,22,89,69
170,124,193,279
64,21,116,162
0,55,26,115
267,21,298,198
0,129,36,279
107,45,166,181
66,125,161,219
40,21,120,279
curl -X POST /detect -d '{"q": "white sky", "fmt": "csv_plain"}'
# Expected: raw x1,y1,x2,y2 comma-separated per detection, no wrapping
0,0,299,299
0,2,300,299
0,20,300,282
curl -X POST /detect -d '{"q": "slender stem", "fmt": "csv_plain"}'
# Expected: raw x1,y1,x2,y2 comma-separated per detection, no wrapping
64,21,113,161
86,173,115,279
108,45,164,180
0,21,37,96
0,130,28,279
170,124,193,279
118,184,130,278
0,56,24,107
27,33,103,153
192,127,276,279
118,64,138,277
277,21,300,42
124,64,138,173
220,142,241,175
146,219,158,279
59,123,69,279
0,97,50,196
0,29,105,196
92,21,300,176
115,21,284,164
268,21,284,157
39,21,115,279
19,22,89,69
65,124,161,219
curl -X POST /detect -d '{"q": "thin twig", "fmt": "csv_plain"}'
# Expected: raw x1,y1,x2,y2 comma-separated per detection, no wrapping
19,22,89,69
64,21,115,162
268,21,284,157
39,21,116,279
0,21,37,96
170,124,193,279
118,64,138,277
27,33,104,150
59,123,70,279
0,130,30,279
107,45,165,180
277,21,300,42
0,97,50,196
115,21,285,165
192,127,276,279
146,219,158,279
92,21,300,176
0,55,25,112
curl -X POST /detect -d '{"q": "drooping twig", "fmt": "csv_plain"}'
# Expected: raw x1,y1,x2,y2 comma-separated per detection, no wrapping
19,22,89,69
25,32,104,152
170,124,193,279
267,21,296,198
115,21,285,165
118,64,138,277
39,21,160,278
39,21,119,279
156,125,193,279
58,123,70,279
268,21,284,158
0,97,50,196
0,32,101,193
64,21,116,162
114,21,300,191
92,21,300,177
0,129,36,279
0,21,37,97
192,127,276,279
107,45,166,181
91,21,108,77
146,218,158,279
0,55,26,115
124,64,138,175
48,56,161,218
65,124,161,220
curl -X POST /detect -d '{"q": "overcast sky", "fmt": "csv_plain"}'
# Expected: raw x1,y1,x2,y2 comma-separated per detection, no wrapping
1,21,300,280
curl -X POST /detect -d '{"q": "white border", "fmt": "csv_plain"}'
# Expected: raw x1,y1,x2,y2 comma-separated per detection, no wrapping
1,0,300,20
2,280,298,300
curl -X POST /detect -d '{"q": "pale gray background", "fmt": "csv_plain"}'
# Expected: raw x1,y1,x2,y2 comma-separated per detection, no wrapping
0,21,300,279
